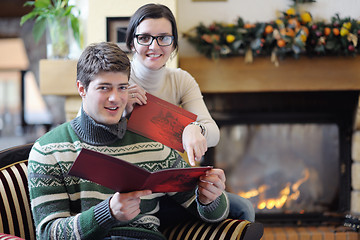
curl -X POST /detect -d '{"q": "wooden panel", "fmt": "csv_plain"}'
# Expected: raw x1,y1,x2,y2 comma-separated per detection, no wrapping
179,56,360,93
0,38,29,71
39,59,77,96
263,227,275,240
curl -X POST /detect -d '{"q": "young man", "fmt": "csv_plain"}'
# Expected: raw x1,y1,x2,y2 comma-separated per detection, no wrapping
28,42,229,239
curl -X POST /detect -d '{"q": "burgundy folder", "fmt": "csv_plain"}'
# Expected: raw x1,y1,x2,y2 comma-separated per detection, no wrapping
68,148,212,193
127,93,197,152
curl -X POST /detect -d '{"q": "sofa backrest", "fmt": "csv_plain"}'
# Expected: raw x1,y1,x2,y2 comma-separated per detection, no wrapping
0,143,35,240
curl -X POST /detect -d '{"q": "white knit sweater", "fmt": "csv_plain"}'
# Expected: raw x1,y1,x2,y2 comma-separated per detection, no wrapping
130,55,220,147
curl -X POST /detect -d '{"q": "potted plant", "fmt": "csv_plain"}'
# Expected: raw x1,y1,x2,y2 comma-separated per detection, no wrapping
20,0,80,59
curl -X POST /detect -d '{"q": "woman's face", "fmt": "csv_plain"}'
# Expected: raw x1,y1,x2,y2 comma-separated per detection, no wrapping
133,17,174,70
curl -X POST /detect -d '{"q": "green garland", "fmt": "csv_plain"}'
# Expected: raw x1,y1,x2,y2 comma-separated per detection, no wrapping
292,0,316,3
183,7,359,62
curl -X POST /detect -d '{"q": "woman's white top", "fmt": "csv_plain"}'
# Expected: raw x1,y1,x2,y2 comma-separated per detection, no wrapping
130,56,220,147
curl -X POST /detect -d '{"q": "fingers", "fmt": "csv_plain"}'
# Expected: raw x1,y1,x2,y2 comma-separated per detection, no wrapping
197,181,223,205
197,169,226,205
198,185,222,205
128,84,147,105
186,144,207,166
125,85,147,117
110,190,152,221
183,124,208,166
187,150,196,166
129,92,147,104
191,137,207,159
206,168,226,183
131,189,152,198
196,141,207,159
200,169,226,190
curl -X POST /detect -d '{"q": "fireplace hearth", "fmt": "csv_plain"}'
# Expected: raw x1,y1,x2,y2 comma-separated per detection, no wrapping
201,91,359,225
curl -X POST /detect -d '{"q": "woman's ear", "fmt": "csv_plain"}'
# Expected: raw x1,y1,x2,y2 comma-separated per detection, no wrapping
77,80,86,98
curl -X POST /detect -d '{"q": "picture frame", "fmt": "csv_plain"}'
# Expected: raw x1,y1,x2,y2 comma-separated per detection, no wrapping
106,17,131,52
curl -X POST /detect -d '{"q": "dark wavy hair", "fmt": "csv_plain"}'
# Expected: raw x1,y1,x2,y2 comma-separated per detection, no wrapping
77,42,131,90
125,3,178,53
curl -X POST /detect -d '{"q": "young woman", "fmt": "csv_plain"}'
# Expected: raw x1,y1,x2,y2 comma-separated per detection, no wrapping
125,4,217,167
125,3,255,223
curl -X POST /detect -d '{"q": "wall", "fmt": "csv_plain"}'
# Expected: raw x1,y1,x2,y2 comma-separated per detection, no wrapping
77,0,360,59
177,0,360,56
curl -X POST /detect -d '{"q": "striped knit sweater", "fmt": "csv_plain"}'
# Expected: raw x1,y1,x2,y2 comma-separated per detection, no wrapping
28,111,229,239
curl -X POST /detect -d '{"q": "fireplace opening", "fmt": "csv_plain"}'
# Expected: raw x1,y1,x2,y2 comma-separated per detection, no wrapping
216,124,339,213
201,91,359,225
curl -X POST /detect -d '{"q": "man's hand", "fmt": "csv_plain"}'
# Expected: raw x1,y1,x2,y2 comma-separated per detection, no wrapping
183,124,207,166
110,190,152,222
197,169,226,205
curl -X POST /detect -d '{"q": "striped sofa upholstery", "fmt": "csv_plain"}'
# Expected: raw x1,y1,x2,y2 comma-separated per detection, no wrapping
0,143,35,240
162,219,253,240
0,143,262,240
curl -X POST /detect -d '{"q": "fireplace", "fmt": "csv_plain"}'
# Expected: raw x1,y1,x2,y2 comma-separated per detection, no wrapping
201,91,359,225
218,124,339,213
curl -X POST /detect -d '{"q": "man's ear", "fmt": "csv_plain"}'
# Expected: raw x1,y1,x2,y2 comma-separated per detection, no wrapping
77,80,86,97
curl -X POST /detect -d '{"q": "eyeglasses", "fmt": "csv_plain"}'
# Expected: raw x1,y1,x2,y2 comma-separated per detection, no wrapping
135,34,174,46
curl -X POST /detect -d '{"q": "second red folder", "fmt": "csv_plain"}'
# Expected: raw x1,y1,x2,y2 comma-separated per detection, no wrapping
127,93,197,152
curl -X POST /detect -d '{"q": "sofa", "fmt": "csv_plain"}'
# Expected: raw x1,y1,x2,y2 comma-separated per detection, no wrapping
0,143,263,240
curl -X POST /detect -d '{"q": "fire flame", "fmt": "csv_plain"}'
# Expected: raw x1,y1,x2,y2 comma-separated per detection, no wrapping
238,168,310,210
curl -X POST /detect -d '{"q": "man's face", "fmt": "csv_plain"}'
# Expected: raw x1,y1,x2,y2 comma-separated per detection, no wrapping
77,71,129,125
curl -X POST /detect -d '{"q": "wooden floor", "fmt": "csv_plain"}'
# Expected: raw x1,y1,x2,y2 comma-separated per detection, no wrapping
261,226,360,240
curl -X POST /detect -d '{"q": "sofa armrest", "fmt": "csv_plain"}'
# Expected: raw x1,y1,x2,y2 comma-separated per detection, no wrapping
0,233,26,239
162,218,263,240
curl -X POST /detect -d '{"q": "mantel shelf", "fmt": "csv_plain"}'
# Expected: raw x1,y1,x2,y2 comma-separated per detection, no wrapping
179,56,360,93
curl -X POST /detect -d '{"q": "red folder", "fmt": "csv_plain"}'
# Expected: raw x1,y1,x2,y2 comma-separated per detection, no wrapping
68,148,212,193
127,93,197,152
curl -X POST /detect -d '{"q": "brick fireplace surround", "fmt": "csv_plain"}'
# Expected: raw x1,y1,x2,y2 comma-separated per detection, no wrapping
180,56,360,239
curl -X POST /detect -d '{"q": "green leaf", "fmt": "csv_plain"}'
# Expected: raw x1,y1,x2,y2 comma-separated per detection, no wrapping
255,23,265,38
63,6,73,16
32,18,47,43
70,15,80,46
325,40,336,50
20,11,38,25
34,0,51,8
23,1,35,7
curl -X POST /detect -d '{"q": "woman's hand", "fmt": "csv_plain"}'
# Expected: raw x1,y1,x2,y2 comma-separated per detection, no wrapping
197,169,226,205
110,190,152,222
182,124,207,166
125,84,147,117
